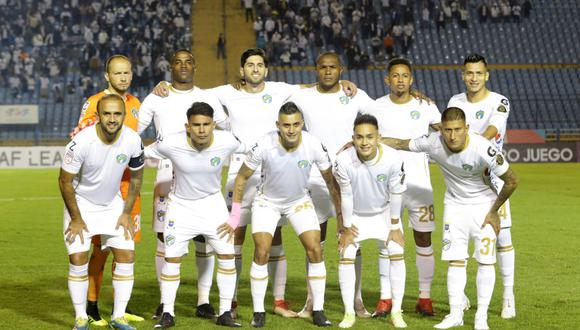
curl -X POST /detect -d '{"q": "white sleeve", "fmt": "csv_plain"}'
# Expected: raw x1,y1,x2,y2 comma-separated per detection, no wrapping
314,141,332,172
355,89,375,110
488,97,510,133
388,155,407,195
61,138,85,174
334,157,354,228
409,134,435,153
389,193,403,220
428,103,442,125
483,144,510,177
205,91,230,130
137,94,156,135
244,141,263,170
276,82,302,101
144,142,165,160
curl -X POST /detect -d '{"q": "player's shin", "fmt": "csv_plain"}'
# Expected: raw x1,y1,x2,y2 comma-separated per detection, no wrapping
112,262,134,319
268,244,287,301
447,261,467,317
69,263,89,319
217,258,237,316
388,242,406,313
195,241,215,306
308,261,327,311
378,246,392,300
497,228,515,298
476,264,496,315
339,246,357,314
160,262,181,316
250,262,269,313
416,244,434,298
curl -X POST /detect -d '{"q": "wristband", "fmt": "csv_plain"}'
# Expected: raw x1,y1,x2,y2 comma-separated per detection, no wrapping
228,202,242,229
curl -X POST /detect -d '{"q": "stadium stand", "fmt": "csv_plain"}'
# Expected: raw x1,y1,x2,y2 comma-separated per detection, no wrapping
0,0,578,142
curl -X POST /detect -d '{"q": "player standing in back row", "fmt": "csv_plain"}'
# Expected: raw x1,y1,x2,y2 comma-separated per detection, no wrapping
448,53,516,319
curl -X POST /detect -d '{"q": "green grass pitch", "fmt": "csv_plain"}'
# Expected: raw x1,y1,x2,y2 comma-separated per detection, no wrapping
0,163,579,329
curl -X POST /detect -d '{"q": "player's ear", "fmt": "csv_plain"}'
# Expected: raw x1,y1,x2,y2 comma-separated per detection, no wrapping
264,67,268,78
384,75,390,87
239,67,244,79
484,71,489,82
184,122,189,130
104,71,110,83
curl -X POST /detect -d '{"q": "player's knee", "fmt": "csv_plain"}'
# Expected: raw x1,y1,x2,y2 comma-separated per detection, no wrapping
234,225,247,245
413,230,432,246
113,249,134,263
253,245,270,264
306,244,323,263
69,252,89,265
342,244,357,260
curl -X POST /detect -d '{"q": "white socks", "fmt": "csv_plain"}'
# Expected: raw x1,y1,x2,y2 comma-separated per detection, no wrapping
354,250,363,303
338,256,356,314
378,246,392,300
308,261,327,311
233,244,243,301
250,262,268,313
112,262,134,319
68,263,89,319
497,228,515,299
416,245,434,299
476,264,496,315
447,262,467,317
155,238,165,301
388,243,406,313
268,245,287,301
217,258,236,316
161,262,181,316
195,241,214,306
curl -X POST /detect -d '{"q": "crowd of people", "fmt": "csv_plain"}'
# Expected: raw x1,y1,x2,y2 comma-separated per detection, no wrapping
0,0,190,102
250,0,533,68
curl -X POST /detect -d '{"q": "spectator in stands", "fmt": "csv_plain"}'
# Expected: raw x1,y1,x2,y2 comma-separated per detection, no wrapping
40,74,49,98
52,78,64,103
421,5,430,29
371,35,382,57
459,7,469,28
392,23,403,50
402,23,414,54
490,3,500,23
383,32,394,58
478,3,488,23
9,70,21,99
522,0,532,18
512,3,522,23
501,0,511,21
217,33,226,59
245,0,254,22
280,49,291,68
253,16,264,37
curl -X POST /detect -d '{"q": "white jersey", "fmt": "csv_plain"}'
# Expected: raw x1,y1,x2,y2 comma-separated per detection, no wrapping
289,86,374,158
245,131,332,204
335,144,407,215
363,95,441,190
62,125,144,206
447,91,510,151
145,130,242,201
137,85,228,139
409,132,509,205
210,82,300,147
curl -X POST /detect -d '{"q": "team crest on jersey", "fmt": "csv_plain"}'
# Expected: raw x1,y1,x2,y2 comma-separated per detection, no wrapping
165,235,175,246
376,174,387,182
262,94,272,104
64,150,74,164
116,154,128,164
297,160,310,168
497,105,507,113
462,164,473,171
487,147,497,157
339,95,349,105
156,210,166,222
168,220,175,228
476,110,484,119
131,108,139,118
410,110,421,120
210,156,221,166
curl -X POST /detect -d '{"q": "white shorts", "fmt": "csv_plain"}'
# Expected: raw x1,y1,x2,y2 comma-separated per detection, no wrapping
251,193,320,237
153,159,174,233
399,151,436,232
163,192,234,258
308,174,335,224
486,171,512,228
63,195,134,255
441,202,497,264
225,154,261,227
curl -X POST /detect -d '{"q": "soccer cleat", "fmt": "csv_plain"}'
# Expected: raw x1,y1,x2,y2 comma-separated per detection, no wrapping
216,311,241,327
123,309,144,322
416,298,435,316
108,317,135,330
230,301,238,319
474,312,489,330
312,310,332,327
501,296,516,319
433,314,464,329
87,301,108,326
251,312,266,328
152,303,163,320
73,317,89,330
338,312,356,328
462,294,471,311
273,299,298,318
390,311,408,328
354,299,371,318
196,303,218,319
372,299,392,318
297,299,313,318
154,312,175,329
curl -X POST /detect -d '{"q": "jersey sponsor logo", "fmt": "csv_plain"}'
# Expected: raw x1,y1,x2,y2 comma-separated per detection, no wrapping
339,95,349,105
376,174,387,182
131,107,139,118
496,154,505,166
410,110,421,120
297,160,310,168
487,146,497,157
500,98,509,106
79,101,90,121
156,210,166,222
210,156,221,166
462,164,473,171
168,220,175,228
165,235,175,246
442,238,451,251
116,153,128,164
476,110,484,119
497,105,507,113
262,94,272,104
